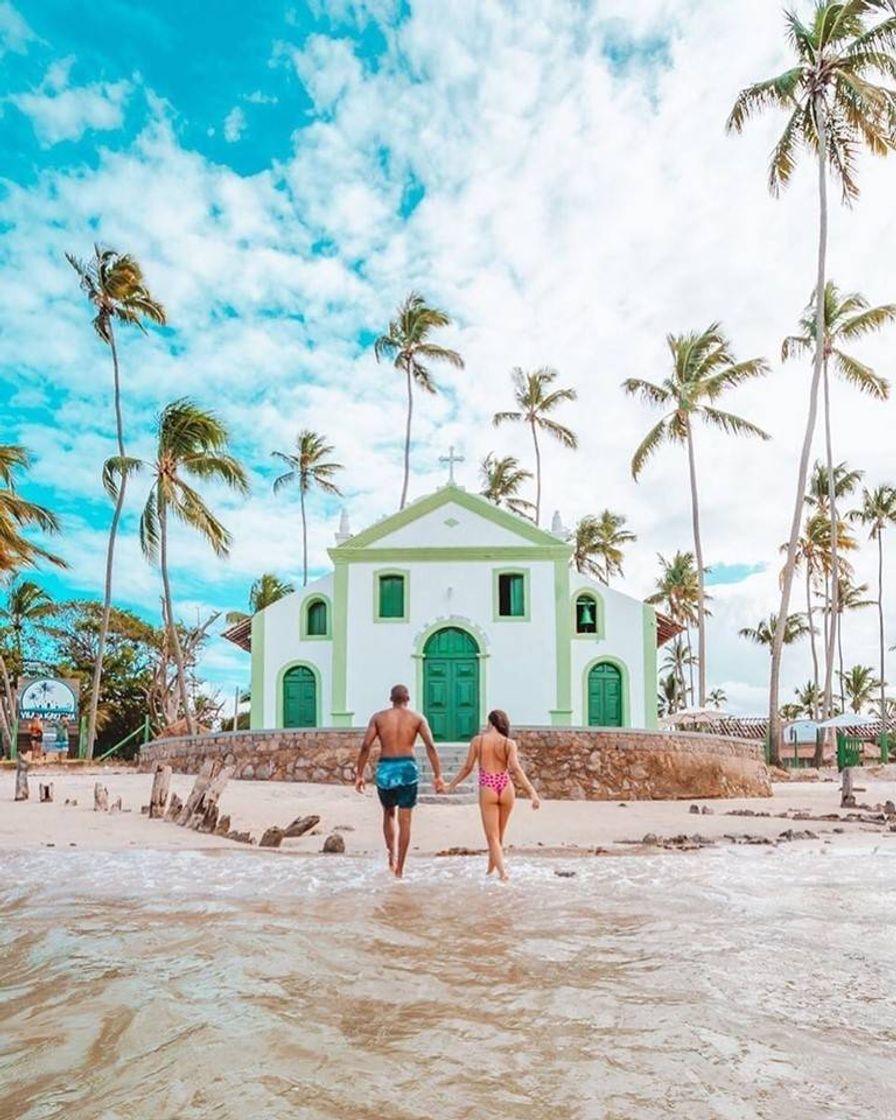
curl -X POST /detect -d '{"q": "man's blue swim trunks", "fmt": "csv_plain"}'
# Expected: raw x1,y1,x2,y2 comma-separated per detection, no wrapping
376,756,419,810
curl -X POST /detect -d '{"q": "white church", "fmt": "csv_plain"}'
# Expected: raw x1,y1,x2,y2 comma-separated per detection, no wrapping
224,482,673,738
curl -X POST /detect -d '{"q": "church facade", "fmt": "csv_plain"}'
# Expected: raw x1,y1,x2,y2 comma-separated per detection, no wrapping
226,485,662,739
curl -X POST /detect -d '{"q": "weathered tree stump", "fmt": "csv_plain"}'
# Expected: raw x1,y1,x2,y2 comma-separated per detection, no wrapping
109,796,122,813
259,827,284,848
149,764,171,820
284,814,320,838
39,783,54,803
214,814,231,836
94,783,109,812
841,768,856,809
164,792,183,822
15,755,30,801
187,766,234,831
175,760,217,826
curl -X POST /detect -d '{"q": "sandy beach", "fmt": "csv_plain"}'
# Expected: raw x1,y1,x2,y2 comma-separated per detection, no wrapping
3,766,896,858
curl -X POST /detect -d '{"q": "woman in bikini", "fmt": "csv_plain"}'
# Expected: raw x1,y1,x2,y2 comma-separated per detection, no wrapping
444,709,540,880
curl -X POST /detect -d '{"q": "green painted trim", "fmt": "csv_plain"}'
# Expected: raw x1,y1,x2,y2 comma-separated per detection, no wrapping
583,656,631,728
331,711,355,728
642,603,658,730
331,561,349,720
249,610,265,729
276,660,322,728
328,545,571,564
373,568,410,622
571,588,605,639
553,557,572,724
413,618,489,732
300,592,333,640
492,567,531,621
333,483,570,551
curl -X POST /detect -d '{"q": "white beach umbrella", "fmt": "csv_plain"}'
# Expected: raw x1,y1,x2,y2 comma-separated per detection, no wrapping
659,707,729,727
816,713,876,729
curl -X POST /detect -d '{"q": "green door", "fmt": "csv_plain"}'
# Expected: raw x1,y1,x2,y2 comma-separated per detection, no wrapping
283,665,317,728
587,663,623,727
423,627,480,742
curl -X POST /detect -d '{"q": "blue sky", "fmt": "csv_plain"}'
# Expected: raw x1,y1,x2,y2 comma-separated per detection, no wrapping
2,0,895,712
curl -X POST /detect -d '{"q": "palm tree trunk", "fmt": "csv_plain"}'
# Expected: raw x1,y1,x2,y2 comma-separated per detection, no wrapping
806,568,820,719
300,484,308,588
771,96,828,770
159,501,195,735
878,529,888,756
821,356,839,723
399,358,413,511
685,424,707,707
85,325,126,761
837,607,846,714
685,627,695,706
0,649,15,755
531,420,542,526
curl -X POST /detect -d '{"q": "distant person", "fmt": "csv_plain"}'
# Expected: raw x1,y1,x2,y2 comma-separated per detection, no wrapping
57,718,71,757
443,709,540,881
28,716,43,758
354,685,445,879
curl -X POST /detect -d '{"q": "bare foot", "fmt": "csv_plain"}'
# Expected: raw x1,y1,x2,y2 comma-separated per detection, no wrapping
499,871,510,882
393,865,404,879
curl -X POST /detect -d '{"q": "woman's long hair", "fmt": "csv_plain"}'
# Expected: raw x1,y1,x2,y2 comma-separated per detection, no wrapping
487,709,510,737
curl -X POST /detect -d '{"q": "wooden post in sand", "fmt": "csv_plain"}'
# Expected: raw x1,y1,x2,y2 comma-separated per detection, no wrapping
188,766,234,832
14,755,29,801
175,760,216,826
840,767,856,809
149,764,171,819
94,783,109,812
39,782,54,803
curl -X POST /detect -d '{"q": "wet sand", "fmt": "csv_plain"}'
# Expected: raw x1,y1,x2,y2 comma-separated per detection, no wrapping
3,768,895,857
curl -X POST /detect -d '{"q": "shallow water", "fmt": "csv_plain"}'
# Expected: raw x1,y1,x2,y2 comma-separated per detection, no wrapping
1,848,894,1120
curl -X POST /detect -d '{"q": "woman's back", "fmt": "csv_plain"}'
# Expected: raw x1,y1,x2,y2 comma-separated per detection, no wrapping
478,728,511,774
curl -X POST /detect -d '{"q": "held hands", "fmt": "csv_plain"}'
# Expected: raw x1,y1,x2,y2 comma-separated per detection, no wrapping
433,775,447,794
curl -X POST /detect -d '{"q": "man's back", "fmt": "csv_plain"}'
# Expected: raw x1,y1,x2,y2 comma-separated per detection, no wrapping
374,706,424,757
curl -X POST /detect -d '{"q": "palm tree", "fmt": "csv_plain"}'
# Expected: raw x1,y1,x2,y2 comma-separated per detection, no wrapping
805,460,865,512
572,511,636,584
850,485,896,744
373,292,464,511
727,2,896,764
834,577,874,710
272,431,343,587
840,664,881,713
661,640,695,710
624,325,769,706
648,551,703,705
0,446,63,575
479,454,535,519
493,367,577,526
739,612,811,651
115,399,248,735
708,687,727,710
784,286,892,721
67,245,166,759
226,573,295,625
658,672,683,718
0,578,55,669
794,680,824,719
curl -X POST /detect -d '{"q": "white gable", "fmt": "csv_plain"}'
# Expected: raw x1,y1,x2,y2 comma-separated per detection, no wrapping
370,500,540,549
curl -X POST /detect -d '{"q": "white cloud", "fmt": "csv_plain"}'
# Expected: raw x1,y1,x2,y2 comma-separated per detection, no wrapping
0,0,34,56
3,0,896,709
9,58,132,145
223,105,247,143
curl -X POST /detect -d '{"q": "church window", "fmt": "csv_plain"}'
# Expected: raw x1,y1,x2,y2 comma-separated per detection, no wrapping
497,572,526,618
575,594,598,634
306,599,328,637
378,574,406,619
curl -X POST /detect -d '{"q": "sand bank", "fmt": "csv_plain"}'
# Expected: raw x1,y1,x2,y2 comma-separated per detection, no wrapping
3,766,896,858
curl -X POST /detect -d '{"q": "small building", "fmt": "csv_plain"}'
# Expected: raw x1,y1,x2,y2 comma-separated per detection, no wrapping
224,484,672,739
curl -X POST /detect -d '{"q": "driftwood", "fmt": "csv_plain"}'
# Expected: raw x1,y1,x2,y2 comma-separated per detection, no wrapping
187,766,234,832
39,783,54,803
259,827,284,848
94,783,109,812
164,792,183,822
284,814,320,838
175,760,216,826
214,814,231,836
15,755,29,801
841,768,856,809
110,796,122,813
149,765,171,819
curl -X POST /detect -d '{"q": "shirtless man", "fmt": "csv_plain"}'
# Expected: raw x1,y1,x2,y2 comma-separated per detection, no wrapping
354,684,444,878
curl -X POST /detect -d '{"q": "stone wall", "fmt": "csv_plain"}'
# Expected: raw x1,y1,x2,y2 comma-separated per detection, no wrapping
139,727,771,800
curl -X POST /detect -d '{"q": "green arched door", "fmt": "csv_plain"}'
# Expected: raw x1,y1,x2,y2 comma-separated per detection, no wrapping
283,665,317,728
423,627,480,742
587,663,623,727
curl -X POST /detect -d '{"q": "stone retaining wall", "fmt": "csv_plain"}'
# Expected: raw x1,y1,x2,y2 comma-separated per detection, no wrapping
139,727,771,800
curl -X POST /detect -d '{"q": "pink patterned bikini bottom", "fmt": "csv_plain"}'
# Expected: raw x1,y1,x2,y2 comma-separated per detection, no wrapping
478,769,511,795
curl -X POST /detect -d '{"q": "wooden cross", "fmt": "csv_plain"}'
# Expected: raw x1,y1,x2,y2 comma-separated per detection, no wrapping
439,445,465,485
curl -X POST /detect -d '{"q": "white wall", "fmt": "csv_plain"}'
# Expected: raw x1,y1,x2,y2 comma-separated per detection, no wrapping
262,575,334,726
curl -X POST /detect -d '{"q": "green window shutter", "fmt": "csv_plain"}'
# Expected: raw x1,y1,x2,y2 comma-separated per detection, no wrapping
307,600,327,636
498,573,525,617
379,575,405,619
